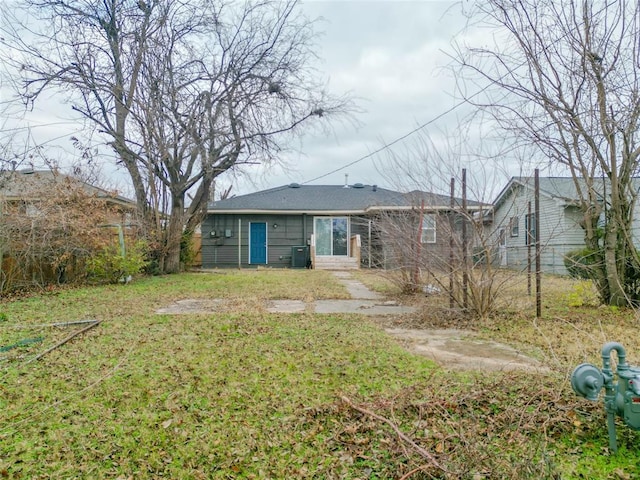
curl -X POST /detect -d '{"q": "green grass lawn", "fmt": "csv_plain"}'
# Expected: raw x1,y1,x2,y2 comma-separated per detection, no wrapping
1,269,640,479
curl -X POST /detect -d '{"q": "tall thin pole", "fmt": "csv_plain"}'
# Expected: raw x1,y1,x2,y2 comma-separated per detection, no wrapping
0,199,4,291
414,200,425,289
368,219,372,269
527,200,532,296
238,218,242,269
449,177,455,309
462,168,468,311
535,169,541,318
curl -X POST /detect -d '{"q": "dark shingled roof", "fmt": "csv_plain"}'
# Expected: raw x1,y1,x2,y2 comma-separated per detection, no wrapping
208,184,484,213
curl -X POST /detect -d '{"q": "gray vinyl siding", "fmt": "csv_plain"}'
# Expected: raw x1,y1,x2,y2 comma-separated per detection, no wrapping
371,211,463,270
633,204,640,248
202,213,313,268
423,212,467,271
202,213,372,268
489,186,586,275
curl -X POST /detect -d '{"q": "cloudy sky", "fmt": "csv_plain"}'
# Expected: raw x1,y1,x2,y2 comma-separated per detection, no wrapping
3,0,516,199
232,0,478,195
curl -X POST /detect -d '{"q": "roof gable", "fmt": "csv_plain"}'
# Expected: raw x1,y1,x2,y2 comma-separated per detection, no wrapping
492,176,609,211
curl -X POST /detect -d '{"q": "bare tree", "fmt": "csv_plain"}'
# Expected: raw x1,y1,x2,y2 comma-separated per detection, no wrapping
373,154,508,319
3,0,348,273
453,0,640,306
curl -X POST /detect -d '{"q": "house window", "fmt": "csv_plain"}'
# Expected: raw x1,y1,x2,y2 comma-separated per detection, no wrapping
525,213,536,245
421,214,436,244
510,216,519,237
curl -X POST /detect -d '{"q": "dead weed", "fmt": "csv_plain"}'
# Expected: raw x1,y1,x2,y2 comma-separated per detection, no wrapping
301,372,588,480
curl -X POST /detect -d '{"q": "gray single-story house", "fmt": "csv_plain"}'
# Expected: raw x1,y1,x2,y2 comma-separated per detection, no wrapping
202,183,484,269
486,176,635,275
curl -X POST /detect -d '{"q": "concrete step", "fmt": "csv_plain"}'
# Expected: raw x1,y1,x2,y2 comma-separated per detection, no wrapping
313,257,359,270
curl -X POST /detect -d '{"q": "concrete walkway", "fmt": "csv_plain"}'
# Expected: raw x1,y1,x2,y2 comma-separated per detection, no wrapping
268,271,548,372
157,270,548,372
157,271,414,316
330,271,382,300
266,271,417,315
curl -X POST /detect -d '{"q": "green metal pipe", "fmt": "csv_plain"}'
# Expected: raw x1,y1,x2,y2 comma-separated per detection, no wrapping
607,411,618,453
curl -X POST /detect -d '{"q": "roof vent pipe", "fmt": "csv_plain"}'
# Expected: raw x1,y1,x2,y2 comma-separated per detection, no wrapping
372,185,377,192
344,174,349,188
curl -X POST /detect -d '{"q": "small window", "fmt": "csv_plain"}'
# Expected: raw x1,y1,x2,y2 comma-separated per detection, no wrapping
421,214,436,244
510,216,519,237
525,213,536,245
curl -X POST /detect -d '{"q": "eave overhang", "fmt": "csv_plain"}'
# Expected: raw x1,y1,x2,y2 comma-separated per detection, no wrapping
207,205,489,215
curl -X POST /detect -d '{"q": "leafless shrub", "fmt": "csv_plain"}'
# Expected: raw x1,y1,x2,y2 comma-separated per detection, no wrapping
370,117,537,320
0,171,140,292
375,201,509,320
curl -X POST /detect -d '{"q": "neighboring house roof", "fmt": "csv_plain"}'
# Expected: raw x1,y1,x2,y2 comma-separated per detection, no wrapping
0,169,136,208
208,183,485,214
491,176,619,210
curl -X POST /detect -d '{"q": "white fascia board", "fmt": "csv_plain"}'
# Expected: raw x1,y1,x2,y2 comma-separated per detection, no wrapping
208,206,491,215
364,205,490,213
207,209,367,215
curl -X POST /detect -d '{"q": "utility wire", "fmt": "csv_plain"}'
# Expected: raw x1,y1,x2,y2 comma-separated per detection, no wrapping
300,3,593,188
301,98,467,185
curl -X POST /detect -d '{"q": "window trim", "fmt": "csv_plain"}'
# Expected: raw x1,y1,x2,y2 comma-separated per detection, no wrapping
421,213,436,244
525,213,536,246
510,216,519,237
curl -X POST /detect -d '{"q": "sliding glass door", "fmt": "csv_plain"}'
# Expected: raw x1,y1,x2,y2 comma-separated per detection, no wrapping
314,217,348,256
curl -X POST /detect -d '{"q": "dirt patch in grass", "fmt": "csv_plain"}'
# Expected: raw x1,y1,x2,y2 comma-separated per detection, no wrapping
383,326,550,372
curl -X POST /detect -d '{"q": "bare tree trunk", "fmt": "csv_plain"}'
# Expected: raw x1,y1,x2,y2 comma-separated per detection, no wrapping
164,197,186,274
603,229,626,306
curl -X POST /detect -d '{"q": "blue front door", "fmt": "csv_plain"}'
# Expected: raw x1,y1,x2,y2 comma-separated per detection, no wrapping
249,222,267,264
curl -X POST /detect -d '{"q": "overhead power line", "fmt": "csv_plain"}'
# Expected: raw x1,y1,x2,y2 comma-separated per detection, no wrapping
301,98,468,185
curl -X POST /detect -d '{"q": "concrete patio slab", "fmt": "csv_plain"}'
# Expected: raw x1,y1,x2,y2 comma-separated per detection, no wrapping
314,299,417,315
266,300,306,313
156,299,225,314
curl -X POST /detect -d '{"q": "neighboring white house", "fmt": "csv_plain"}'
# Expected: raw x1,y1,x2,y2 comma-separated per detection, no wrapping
488,177,597,275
